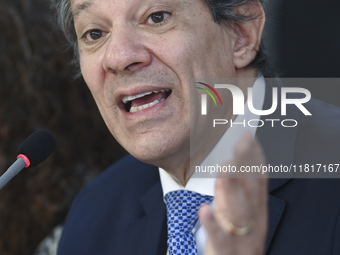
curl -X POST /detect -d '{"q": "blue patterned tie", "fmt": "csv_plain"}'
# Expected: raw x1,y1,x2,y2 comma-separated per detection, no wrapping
165,190,213,255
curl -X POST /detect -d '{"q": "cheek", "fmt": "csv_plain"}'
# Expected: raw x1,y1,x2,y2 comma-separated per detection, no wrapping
80,53,105,93
150,29,233,84
80,53,113,109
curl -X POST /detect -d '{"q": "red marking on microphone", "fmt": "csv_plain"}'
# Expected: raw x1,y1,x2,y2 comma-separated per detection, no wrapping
17,154,31,168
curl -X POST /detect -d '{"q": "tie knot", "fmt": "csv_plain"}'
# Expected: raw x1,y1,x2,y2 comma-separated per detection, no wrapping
165,190,213,237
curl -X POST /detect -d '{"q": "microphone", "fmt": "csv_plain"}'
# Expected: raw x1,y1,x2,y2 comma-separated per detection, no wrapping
0,130,56,190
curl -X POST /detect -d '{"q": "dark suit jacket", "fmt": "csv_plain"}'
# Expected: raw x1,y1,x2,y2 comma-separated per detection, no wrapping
58,82,340,255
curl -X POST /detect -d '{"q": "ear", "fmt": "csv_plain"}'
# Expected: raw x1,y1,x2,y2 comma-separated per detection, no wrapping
232,2,265,69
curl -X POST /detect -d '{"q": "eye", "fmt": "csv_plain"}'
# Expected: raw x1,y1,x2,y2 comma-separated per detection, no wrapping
82,29,106,43
145,12,170,25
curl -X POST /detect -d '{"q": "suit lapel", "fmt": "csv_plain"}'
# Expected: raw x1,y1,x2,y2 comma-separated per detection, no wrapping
132,177,167,255
265,195,286,253
256,79,300,253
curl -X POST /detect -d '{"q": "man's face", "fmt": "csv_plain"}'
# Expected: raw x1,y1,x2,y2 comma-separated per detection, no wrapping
72,0,236,167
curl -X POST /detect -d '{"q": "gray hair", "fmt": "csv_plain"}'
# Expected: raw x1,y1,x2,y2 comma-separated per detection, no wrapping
51,0,274,77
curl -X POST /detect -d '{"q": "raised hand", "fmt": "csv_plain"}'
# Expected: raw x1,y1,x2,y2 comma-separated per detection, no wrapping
199,132,268,255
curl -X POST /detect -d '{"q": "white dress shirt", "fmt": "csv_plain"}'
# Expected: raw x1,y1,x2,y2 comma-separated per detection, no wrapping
159,76,266,255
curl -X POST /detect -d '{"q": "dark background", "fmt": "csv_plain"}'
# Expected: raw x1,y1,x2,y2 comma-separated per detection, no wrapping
264,0,340,107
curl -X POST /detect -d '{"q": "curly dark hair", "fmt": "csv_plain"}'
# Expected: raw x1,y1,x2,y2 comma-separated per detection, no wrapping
0,1,126,255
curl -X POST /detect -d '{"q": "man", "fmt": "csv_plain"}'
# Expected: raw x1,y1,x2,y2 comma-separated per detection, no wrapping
52,0,340,254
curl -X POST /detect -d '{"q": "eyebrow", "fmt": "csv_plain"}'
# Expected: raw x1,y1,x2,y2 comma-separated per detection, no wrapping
72,1,94,20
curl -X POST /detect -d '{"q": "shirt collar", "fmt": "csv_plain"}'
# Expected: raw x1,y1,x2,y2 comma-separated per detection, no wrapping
159,76,266,198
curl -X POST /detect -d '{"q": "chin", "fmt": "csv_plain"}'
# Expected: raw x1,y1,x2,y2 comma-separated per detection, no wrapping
125,135,189,167
127,142,171,163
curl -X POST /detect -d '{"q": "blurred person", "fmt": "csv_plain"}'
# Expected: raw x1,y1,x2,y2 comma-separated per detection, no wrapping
0,0,126,255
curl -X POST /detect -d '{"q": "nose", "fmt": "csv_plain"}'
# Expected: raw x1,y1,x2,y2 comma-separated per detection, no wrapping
103,28,152,74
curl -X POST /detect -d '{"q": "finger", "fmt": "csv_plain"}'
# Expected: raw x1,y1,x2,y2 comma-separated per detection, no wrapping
199,204,231,251
233,132,267,179
214,176,252,227
214,133,268,228
233,133,268,203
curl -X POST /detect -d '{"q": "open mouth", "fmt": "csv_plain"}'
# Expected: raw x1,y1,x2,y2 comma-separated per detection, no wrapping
121,89,172,113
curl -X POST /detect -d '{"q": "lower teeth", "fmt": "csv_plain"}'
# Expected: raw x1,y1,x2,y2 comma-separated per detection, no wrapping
130,98,165,113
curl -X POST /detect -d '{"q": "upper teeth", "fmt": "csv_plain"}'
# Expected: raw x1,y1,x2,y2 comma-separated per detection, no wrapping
122,89,170,104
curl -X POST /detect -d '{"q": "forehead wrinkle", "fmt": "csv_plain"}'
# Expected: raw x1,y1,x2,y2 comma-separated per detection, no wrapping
72,0,94,21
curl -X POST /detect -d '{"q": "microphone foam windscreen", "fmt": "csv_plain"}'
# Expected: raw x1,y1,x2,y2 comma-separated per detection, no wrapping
17,130,56,167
